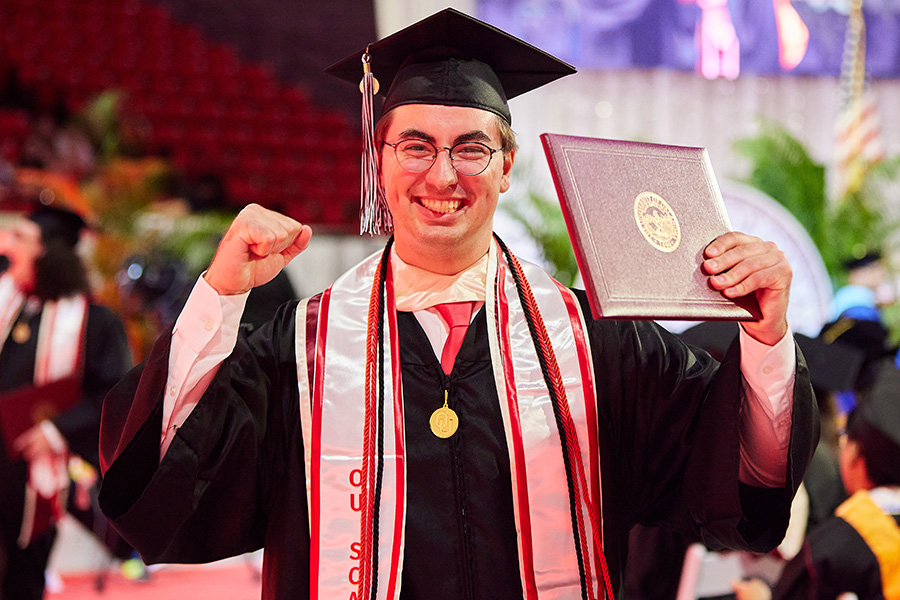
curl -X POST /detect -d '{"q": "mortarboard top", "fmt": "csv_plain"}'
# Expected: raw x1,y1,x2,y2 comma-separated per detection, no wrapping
677,321,865,392
27,205,87,250
858,364,900,447
820,315,895,392
326,8,576,125
848,363,900,483
796,332,865,392
843,250,882,271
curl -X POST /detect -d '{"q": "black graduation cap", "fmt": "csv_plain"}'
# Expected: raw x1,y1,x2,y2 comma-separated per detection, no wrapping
327,8,575,236
326,7,576,125
847,363,900,484
27,205,87,250
843,250,882,271
796,332,866,392
820,316,895,391
677,321,865,392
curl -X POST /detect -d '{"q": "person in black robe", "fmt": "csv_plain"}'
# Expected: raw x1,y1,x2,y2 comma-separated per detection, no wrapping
0,205,132,599
98,10,817,600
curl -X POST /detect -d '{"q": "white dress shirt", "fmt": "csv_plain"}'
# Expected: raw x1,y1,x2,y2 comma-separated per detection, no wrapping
159,255,795,488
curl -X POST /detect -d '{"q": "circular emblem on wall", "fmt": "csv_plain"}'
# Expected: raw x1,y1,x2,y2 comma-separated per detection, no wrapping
633,192,681,252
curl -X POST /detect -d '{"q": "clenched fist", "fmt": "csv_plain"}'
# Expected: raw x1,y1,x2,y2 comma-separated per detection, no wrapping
204,204,313,295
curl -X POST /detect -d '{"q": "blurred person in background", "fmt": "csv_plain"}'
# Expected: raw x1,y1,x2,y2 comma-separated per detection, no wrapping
0,204,131,599
831,252,889,322
734,362,900,600
821,251,898,413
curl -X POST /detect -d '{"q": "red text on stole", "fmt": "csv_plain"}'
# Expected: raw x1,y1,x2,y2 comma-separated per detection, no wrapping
348,468,363,595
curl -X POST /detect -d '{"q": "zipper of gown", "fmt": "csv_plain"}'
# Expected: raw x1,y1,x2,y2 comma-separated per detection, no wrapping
442,373,475,599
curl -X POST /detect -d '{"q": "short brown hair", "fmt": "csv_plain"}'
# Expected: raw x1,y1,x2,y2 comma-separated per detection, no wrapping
374,109,518,155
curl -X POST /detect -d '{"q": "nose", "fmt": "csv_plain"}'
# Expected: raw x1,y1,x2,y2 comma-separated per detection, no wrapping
425,148,458,189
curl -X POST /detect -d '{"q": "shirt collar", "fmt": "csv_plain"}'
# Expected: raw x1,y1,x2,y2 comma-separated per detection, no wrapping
391,248,488,312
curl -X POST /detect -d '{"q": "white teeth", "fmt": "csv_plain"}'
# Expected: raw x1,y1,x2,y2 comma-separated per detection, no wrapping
420,199,461,214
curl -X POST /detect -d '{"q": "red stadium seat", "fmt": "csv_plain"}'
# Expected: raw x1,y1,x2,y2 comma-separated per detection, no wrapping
2,0,360,227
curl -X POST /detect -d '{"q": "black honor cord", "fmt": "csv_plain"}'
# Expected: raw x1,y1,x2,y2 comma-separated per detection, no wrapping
369,235,599,600
496,234,591,600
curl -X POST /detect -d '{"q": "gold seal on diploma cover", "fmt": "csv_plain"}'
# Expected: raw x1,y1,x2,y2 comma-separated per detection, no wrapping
634,191,681,253
430,392,458,438
12,322,30,344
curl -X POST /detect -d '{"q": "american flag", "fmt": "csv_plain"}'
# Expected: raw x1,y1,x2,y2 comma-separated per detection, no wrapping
834,0,884,197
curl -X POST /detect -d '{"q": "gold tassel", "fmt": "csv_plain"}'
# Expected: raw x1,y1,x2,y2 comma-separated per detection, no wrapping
359,48,392,235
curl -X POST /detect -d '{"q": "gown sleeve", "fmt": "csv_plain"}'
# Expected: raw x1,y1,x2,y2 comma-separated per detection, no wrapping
584,292,817,572
98,300,309,566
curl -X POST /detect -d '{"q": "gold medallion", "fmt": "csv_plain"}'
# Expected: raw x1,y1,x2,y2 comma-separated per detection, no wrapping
358,76,380,95
430,392,458,438
12,322,30,344
359,49,380,94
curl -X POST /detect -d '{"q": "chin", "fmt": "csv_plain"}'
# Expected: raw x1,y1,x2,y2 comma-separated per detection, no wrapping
416,229,464,250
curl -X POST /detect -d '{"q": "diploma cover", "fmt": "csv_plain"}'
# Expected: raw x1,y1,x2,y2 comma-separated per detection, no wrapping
0,376,81,458
541,133,761,321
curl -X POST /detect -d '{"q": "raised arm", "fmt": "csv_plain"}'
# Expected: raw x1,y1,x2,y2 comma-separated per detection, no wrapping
204,203,313,295
704,231,812,492
158,204,312,454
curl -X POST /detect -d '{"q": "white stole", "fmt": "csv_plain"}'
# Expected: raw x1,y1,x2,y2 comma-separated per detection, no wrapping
0,274,87,380
0,274,26,344
296,240,607,599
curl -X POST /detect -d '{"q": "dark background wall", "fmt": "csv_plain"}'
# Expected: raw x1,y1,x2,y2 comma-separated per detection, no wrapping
151,0,378,122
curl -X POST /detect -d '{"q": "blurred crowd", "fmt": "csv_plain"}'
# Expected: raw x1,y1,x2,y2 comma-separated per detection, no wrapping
2,19,899,599
0,80,297,598
627,250,900,600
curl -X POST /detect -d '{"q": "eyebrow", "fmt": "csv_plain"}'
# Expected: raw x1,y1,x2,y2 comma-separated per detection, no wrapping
397,128,494,146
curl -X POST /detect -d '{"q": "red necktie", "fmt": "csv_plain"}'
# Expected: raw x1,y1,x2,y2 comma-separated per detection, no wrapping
434,302,475,375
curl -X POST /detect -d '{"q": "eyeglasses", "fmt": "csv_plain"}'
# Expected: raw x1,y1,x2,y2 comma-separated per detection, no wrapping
383,138,501,176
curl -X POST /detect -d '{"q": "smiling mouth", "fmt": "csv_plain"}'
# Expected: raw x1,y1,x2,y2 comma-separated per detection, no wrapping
419,198,462,214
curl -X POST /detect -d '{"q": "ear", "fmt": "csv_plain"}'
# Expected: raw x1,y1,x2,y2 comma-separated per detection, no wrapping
499,149,515,193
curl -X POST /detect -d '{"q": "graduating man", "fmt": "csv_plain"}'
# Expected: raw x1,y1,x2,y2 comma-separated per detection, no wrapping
99,9,817,600
0,205,131,599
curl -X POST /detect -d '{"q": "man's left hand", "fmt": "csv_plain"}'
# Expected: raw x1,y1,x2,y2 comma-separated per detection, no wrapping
704,231,791,346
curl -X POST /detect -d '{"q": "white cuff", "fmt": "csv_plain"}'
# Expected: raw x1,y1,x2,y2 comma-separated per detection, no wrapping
739,325,796,421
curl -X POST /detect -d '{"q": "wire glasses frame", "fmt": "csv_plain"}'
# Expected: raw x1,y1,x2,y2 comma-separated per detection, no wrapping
382,138,501,176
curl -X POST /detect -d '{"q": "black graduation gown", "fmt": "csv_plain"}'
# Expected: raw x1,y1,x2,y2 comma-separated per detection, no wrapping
99,290,818,600
0,302,131,597
773,510,900,600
